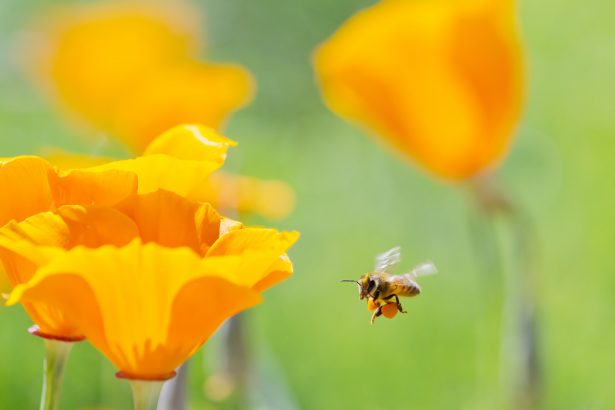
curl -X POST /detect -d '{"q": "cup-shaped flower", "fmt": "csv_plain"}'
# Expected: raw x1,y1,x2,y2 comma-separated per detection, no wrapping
3,189,299,374
314,0,524,179
25,1,253,152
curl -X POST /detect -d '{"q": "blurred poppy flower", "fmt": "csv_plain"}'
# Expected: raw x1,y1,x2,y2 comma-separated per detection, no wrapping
196,172,295,220
314,0,524,179
4,189,298,378
25,0,252,153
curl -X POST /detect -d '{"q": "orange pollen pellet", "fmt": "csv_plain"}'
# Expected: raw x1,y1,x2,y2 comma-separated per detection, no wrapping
381,303,398,319
367,299,379,311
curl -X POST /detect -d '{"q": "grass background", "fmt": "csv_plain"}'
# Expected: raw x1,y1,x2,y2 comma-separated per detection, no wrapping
1,0,615,409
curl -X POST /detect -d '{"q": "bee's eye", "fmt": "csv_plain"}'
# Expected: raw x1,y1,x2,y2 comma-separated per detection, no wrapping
367,280,376,291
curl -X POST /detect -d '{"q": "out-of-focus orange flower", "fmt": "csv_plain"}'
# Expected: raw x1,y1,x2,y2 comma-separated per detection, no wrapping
26,1,253,153
4,190,299,374
196,172,296,220
314,0,524,180
110,61,252,152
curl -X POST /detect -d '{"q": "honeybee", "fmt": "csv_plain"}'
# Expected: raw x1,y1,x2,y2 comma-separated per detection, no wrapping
342,246,437,324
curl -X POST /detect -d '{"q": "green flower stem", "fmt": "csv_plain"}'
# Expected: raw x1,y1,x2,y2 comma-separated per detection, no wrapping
467,208,505,407
40,339,73,410
468,176,542,410
129,380,165,410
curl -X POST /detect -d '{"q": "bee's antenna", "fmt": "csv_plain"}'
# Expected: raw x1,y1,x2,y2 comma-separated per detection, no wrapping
340,280,359,285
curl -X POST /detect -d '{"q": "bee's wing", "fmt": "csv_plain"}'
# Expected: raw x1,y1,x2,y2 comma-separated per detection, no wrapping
405,261,437,279
374,246,401,273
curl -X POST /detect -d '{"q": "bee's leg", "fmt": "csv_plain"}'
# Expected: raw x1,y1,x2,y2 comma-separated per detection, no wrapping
384,294,407,313
370,306,383,325
394,295,407,314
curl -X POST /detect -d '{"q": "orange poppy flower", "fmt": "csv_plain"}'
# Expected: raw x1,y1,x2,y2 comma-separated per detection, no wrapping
314,0,524,179
4,189,299,378
25,0,253,152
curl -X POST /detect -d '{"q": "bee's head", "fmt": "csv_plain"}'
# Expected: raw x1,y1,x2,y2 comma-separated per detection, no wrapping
341,275,378,299
358,274,378,300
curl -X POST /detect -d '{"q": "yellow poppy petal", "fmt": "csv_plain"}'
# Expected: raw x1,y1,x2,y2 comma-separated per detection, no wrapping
56,168,138,208
0,157,57,226
43,147,116,169
162,276,260,377
80,126,234,195
0,243,41,288
9,240,261,378
143,124,236,164
0,205,138,285
115,190,223,255
252,254,294,293
0,242,79,338
112,62,253,152
0,213,71,249
0,263,10,294
207,228,299,289
87,154,220,196
0,156,137,226
56,205,140,248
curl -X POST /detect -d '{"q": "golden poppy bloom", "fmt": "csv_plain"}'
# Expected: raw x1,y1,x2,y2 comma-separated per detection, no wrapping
4,190,299,378
314,0,524,179
25,0,253,153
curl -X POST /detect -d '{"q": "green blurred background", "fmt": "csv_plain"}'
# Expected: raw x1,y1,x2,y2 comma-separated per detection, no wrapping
1,0,614,409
